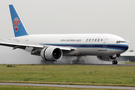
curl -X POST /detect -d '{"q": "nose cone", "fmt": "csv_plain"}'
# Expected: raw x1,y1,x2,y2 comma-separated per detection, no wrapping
117,44,129,54
121,44,129,53
124,44,129,51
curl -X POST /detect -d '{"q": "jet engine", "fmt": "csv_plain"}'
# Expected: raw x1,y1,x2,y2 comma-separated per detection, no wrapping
40,46,63,61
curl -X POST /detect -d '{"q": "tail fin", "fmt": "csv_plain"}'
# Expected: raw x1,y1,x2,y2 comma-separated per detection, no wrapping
9,5,28,37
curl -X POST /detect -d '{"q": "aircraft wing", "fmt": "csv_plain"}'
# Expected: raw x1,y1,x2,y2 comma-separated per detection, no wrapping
0,40,75,51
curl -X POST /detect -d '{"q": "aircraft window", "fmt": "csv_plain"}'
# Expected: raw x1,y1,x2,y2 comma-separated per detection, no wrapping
89,39,91,42
116,41,126,43
101,39,103,41
86,39,88,42
95,39,97,41
123,41,126,43
97,38,100,42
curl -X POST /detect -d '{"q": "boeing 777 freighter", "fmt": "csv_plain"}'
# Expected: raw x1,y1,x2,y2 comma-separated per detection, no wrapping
0,5,129,64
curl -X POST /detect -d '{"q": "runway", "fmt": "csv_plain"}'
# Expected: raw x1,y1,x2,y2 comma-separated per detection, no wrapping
0,83,135,89
42,63,135,66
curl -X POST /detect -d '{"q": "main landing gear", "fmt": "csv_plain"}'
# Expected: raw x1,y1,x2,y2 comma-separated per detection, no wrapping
41,60,54,64
72,56,85,64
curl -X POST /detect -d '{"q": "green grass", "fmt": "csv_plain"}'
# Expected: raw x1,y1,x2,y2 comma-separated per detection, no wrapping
125,62,135,64
0,65,135,87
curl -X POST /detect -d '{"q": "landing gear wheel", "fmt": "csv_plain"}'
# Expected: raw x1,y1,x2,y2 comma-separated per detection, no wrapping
112,60,118,65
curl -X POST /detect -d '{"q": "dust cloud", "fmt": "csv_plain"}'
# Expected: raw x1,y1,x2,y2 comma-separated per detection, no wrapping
0,46,111,65
0,46,41,64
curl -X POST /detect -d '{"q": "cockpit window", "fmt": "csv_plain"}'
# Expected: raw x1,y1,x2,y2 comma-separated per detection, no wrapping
116,41,126,43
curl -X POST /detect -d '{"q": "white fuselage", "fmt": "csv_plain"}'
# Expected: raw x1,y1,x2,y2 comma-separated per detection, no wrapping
11,33,128,56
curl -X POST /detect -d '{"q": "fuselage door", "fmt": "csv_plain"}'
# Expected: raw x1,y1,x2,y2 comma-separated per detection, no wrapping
103,38,108,48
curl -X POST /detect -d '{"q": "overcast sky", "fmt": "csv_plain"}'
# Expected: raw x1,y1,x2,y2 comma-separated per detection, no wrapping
0,0,135,64
0,0,135,49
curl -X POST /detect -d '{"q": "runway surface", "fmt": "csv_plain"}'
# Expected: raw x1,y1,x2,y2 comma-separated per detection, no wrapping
41,63,135,66
0,83,135,89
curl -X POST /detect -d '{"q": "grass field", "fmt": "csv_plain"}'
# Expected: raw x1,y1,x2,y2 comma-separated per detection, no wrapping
125,62,135,64
0,65,135,87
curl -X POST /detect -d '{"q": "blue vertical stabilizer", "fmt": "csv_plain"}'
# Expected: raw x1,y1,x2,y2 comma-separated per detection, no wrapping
9,5,28,37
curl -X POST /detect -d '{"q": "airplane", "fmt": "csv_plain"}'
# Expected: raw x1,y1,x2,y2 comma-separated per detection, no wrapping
0,5,129,64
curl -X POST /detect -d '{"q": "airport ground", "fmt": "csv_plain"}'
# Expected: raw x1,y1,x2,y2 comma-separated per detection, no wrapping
0,84,134,90
0,64,135,88
0,85,131,90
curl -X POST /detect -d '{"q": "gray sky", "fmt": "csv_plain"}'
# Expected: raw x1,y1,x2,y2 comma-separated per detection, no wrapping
0,0,135,49
0,0,134,64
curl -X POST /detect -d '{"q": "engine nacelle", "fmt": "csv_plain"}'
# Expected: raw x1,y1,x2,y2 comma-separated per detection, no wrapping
40,46,63,61
97,55,117,61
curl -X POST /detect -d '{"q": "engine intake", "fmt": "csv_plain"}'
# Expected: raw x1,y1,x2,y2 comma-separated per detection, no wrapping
40,46,63,61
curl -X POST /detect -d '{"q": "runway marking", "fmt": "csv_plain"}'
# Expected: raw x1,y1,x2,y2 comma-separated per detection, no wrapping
0,83,135,89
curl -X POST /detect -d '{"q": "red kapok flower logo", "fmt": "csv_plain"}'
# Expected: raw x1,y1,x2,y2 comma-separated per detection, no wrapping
13,18,20,31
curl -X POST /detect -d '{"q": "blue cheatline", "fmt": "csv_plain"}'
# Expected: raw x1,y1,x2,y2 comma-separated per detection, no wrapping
9,5,28,37
39,43,128,50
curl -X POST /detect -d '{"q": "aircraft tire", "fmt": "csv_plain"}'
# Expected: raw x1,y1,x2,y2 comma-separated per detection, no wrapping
112,60,118,65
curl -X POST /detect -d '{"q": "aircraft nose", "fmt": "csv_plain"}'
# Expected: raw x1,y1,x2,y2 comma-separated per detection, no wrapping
124,44,129,51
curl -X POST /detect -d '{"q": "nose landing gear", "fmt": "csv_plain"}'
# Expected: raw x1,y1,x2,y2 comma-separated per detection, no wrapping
112,60,118,65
